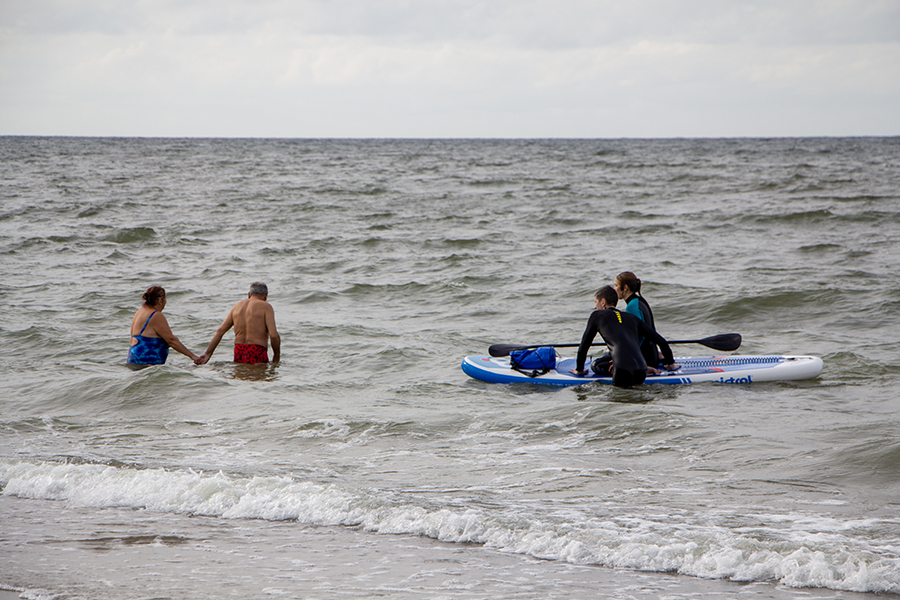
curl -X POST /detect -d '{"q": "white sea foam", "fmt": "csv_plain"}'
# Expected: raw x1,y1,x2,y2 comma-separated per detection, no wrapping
2,458,898,595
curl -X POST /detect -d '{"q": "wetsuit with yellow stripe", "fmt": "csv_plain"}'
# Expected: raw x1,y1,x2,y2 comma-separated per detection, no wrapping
575,308,675,388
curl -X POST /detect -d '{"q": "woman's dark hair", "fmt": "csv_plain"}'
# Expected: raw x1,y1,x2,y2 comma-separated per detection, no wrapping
142,285,166,307
615,271,642,295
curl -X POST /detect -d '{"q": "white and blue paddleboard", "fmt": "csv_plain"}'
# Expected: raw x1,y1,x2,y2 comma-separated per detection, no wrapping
461,354,824,386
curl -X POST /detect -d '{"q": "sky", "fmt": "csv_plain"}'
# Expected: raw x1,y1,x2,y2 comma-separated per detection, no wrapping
1,0,899,138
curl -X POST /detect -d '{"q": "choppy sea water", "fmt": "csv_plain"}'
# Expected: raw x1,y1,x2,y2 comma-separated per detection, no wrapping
1,137,899,600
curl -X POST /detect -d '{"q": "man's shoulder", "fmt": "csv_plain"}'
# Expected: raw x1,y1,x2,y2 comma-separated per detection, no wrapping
249,297,273,312
592,308,621,321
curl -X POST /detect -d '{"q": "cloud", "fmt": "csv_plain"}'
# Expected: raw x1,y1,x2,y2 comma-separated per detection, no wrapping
1,0,899,136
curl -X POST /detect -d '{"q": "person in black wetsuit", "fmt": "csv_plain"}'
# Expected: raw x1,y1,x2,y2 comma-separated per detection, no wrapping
615,271,662,371
570,286,680,388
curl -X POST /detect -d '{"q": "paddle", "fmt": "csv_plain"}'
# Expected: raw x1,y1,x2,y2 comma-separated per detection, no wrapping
488,333,742,357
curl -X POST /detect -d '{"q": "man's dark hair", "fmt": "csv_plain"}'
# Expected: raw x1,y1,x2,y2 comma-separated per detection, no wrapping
594,285,618,306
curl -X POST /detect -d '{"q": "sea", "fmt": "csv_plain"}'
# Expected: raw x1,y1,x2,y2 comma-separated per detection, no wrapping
1,136,899,600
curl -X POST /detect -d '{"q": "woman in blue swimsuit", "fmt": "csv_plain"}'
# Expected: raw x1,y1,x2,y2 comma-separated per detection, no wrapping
127,286,201,366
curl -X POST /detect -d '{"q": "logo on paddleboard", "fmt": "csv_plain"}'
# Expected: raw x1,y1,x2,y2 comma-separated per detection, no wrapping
716,375,753,384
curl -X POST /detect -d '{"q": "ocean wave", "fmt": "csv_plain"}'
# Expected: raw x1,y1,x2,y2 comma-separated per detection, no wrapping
0,325,71,355
741,209,835,225
2,459,898,594
100,227,157,244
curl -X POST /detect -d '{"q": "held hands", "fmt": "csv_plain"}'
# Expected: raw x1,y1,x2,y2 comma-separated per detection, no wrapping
194,353,210,366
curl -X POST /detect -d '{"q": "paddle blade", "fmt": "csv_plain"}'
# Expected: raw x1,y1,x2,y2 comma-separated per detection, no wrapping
697,333,742,351
488,343,529,357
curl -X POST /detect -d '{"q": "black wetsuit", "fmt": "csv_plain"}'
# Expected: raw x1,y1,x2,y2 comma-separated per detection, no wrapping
575,308,675,388
623,293,661,368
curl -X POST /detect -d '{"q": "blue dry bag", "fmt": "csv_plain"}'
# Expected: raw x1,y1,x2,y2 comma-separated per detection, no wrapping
509,346,557,377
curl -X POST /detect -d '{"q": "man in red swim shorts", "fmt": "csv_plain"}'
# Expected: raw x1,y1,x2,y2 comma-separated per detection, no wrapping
233,342,269,364
198,282,281,365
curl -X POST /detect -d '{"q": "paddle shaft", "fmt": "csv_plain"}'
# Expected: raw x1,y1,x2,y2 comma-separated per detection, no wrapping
548,339,730,348
488,333,742,357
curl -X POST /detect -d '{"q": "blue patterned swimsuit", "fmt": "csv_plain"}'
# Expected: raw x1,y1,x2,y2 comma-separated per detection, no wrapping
127,311,169,364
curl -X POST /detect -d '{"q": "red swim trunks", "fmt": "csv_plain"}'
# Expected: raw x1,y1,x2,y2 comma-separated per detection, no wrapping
234,343,269,364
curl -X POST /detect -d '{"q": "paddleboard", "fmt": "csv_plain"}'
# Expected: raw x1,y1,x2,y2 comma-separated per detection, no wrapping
461,354,823,386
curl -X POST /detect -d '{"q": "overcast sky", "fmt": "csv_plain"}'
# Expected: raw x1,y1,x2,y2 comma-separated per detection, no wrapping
1,0,899,138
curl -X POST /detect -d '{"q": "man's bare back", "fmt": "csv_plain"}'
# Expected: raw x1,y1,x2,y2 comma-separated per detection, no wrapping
198,283,281,364
231,297,274,347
